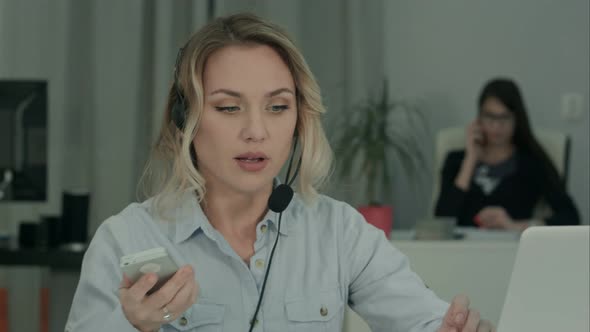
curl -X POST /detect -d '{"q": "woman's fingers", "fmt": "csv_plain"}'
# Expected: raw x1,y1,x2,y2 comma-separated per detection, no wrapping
145,265,194,309
463,309,480,332
161,276,198,317
125,273,158,303
441,294,470,329
118,265,197,332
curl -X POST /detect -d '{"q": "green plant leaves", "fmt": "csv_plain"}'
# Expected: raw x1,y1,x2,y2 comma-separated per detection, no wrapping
332,79,429,204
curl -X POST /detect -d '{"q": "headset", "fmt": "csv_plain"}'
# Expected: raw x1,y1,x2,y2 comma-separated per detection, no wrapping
171,48,188,130
171,47,301,331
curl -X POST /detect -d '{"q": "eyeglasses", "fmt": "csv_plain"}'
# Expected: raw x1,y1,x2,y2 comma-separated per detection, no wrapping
479,112,514,125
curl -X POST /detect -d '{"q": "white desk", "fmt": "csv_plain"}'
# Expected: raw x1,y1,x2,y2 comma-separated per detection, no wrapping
344,231,519,331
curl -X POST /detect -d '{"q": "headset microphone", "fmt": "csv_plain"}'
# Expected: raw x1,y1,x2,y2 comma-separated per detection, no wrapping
267,132,301,214
267,184,293,213
249,135,300,331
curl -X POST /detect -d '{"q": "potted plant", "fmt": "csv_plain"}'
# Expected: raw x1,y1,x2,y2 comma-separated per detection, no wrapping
332,79,429,237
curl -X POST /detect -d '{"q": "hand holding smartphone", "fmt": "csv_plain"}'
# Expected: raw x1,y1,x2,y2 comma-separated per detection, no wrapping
118,249,197,331
474,125,486,147
120,247,179,294
466,120,485,160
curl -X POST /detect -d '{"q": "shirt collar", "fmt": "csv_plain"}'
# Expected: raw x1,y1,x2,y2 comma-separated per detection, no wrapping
172,190,210,244
172,180,298,244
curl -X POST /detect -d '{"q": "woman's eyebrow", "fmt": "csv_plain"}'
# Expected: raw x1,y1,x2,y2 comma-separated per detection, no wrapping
208,88,295,98
267,88,295,98
209,89,241,97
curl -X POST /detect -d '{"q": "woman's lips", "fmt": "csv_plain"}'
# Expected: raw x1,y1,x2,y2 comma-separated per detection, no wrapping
234,153,269,172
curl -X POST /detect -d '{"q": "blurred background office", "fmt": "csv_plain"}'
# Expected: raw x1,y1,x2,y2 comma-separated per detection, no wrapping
0,0,588,331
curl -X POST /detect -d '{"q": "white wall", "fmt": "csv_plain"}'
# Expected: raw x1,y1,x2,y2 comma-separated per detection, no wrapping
384,1,590,226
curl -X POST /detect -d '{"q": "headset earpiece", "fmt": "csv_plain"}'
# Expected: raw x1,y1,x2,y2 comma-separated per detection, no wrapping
171,48,186,130
171,96,186,129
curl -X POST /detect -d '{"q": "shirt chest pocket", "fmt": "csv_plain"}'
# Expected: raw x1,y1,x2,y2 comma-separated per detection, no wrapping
163,302,225,332
285,288,344,332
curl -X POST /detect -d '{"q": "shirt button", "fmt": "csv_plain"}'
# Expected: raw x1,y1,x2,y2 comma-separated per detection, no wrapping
320,306,328,317
179,317,188,326
260,224,267,233
255,259,265,269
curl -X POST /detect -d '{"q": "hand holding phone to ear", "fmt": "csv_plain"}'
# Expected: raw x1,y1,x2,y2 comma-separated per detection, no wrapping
455,120,484,191
465,120,484,161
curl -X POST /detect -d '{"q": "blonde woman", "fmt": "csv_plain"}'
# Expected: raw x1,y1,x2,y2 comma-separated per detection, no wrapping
66,13,494,332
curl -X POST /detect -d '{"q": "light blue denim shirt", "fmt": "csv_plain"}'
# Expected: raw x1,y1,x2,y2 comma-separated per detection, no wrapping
66,191,448,332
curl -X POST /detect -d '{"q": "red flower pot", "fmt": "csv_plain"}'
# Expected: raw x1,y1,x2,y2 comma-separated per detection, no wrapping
358,205,393,239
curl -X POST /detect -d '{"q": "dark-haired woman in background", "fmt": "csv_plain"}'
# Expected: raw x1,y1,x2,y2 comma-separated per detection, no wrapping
435,78,580,230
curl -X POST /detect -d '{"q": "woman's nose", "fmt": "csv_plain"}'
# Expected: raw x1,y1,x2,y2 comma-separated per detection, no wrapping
241,110,269,142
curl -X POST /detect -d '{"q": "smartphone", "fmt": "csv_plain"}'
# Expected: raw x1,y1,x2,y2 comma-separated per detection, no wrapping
120,247,179,294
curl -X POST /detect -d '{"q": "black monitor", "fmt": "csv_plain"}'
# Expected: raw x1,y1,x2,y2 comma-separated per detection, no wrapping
0,80,48,201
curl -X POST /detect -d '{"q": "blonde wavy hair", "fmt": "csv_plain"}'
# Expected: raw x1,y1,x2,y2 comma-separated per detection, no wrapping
140,13,333,215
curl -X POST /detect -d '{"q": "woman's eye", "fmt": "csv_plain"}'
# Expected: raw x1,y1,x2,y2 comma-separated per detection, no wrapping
215,106,240,113
269,105,289,113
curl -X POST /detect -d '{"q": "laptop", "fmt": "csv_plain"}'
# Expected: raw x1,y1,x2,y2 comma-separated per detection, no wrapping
498,226,589,332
